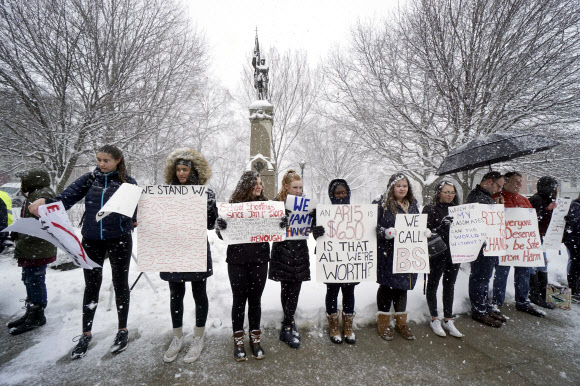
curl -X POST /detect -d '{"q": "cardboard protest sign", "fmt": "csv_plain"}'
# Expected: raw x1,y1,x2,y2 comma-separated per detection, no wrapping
393,214,429,274
284,195,317,240
499,208,544,267
543,197,572,251
96,183,142,222
448,203,487,263
4,202,100,269
137,185,207,272
315,204,377,283
481,204,508,256
217,201,286,244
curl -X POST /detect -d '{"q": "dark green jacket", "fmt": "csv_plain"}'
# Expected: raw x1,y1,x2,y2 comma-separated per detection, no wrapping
13,169,57,261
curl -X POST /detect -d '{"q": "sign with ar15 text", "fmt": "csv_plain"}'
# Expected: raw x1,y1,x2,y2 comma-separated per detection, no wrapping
285,195,317,240
393,214,429,274
316,204,377,283
218,201,286,244
137,185,207,272
482,204,508,256
448,203,487,263
499,208,544,267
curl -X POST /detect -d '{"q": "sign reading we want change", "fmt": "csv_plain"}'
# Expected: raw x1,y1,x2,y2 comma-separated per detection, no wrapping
316,204,377,283
499,208,544,267
285,195,317,240
218,201,286,244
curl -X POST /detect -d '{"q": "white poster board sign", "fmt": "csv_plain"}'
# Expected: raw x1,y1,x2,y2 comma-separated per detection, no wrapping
315,204,377,282
499,208,544,267
218,201,286,244
448,203,487,263
481,204,508,256
96,183,142,222
4,202,100,269
285,195,317,240
393,214,429,274
137,185,207,272
543,198,572,251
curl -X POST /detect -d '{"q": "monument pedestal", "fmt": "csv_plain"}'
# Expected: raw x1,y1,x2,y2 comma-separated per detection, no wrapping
248,100,276,199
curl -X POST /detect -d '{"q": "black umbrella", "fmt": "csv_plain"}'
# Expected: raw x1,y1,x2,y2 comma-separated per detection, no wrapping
437,133,560,175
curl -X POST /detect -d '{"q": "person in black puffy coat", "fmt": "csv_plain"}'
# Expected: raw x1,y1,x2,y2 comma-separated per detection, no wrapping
269,170,310,349
564,194,580,300
29,144,138,359
160,148,218,363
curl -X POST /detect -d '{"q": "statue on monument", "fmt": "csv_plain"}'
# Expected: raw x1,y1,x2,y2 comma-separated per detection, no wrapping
252,31,269,101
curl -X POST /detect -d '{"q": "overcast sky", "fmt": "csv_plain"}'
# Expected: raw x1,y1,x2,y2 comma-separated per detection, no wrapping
188,0,398,91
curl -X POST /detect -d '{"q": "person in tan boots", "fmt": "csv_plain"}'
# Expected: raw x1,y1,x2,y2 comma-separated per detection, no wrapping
373,174,422,340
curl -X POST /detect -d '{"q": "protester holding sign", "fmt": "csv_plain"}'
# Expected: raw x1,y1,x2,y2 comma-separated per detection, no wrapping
160,148,218,363
466,171,506,328
269,170,310,349
215,171,286,361
564,193,580,301
529,176,559,309
29,145,138,359
6,169,57,335
491,172,545,318
374,174,420,341
422,180,463,338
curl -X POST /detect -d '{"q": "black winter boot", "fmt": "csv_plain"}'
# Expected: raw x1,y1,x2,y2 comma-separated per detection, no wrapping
537,271,555,309
529,273,541,304
249,330,265,360
6,300,30,329
9,304,46,335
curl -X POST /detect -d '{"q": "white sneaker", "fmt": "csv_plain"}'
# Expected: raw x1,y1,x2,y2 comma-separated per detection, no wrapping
163,335,184,363
183,336,204,363
430,320,446,337
443,320,464,338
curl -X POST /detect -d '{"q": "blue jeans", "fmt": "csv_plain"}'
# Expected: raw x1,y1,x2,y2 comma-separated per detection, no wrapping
492,261,532,307
469,252,496,316
21,265,48,307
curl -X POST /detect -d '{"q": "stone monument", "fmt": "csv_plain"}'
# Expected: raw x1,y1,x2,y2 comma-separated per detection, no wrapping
247,31,276,199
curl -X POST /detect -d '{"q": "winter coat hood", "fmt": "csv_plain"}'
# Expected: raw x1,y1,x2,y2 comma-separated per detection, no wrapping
536,176,558,200
19,169,50,194
164,148,211,185
328,179,351,205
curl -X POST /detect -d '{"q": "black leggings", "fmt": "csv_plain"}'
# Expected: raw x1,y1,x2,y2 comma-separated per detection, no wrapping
280,281,302,326
168,280,209,328
81,234,132,333
228,262,268,332
568,244,580,296
426,257,460,319
377,285,407,313
325,283,356,314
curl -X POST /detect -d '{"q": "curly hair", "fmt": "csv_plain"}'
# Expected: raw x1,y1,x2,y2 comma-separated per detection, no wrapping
229,171,267,203
276,169,301,202
97,144,128,183
382,173,416,215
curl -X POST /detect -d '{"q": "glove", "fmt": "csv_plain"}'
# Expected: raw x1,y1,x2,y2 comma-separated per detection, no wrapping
441,216,454,227
312,225,325,239
279,215,289,229
215,217,227,231
377,226,396,240
423,228,432,238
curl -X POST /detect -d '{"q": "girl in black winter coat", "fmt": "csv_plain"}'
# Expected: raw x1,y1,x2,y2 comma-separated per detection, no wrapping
422,181,463,338
29,145,137,359
269,170,310,349
160,148,218,363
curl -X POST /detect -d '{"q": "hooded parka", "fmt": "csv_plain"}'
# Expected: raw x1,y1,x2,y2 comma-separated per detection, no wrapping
529,176,559,238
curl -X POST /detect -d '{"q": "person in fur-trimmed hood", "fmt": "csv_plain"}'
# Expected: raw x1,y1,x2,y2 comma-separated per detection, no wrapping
160,147,218,364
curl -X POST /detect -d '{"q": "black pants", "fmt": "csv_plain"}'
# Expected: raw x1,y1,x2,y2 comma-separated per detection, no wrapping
325,283,356,314
228,262,268,332
426,256,460,318
81,234,132,333
168,280,208,329
568,244,580,296
280,281,302,326
377,285,407,313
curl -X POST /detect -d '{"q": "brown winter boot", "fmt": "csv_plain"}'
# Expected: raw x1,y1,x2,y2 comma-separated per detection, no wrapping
342,312,356,344
394,312,415,340
376,311,393,341
326,313,342,344
233,330,247,362
249,330,265,360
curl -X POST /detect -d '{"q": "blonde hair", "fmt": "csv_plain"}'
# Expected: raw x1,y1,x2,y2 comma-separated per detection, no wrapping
276,169,302,202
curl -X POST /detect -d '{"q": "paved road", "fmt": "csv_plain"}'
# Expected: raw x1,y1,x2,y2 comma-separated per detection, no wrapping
1,304,578,385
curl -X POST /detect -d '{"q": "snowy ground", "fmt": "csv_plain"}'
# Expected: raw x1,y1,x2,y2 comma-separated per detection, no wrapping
0,229,577,384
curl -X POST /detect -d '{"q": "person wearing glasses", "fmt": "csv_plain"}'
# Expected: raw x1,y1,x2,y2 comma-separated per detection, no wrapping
422,181,463,337
466,171,506,328
491,172,545,317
